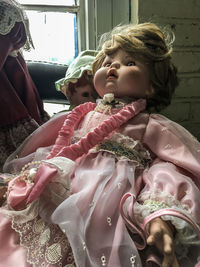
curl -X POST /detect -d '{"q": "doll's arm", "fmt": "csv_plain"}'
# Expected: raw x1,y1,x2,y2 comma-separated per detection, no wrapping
120,114,200,264
135,161,200,258
142,114,200,187
140,113,200,247
121,167,199,265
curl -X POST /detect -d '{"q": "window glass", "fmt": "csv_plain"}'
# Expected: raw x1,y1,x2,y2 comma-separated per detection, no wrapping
23,11,77,65
19,0,75,5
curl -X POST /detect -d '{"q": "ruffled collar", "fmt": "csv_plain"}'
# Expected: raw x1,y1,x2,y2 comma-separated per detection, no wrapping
47,97,147,161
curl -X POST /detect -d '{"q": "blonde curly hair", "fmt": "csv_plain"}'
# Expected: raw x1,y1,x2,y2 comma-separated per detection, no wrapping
93,23,179,112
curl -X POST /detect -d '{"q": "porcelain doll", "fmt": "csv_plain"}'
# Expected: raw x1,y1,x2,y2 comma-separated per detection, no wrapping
1,22,200,267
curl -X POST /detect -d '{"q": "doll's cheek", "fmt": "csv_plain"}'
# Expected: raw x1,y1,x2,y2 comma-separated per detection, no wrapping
94,68,106,88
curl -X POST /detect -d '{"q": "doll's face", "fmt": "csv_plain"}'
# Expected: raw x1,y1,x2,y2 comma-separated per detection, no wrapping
66,83,97,106
94,49,152,99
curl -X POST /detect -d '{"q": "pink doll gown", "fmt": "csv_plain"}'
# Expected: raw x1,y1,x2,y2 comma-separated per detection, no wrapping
0,99,200,266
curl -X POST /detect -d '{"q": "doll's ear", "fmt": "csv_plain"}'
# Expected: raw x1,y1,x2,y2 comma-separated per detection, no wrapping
146,85,155,97
60,85,67,96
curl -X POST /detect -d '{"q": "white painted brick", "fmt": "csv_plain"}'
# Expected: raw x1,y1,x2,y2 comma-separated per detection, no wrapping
181,122,200,140
137,19,200,47
138,0,200,19
173,23,200,47
172,51,200,73
175,77,200,98
136,0,200,141
160,101,190,122
190,102,200,121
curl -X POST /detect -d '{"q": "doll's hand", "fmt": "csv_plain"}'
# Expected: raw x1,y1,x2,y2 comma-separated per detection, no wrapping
147,217,179,267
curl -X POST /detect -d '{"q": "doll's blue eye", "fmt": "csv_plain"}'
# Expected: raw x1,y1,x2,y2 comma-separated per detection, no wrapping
127,62,136,66
104,63,111,67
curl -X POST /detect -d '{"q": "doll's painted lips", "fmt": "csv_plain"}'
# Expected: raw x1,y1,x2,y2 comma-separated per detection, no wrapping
106,69,118,79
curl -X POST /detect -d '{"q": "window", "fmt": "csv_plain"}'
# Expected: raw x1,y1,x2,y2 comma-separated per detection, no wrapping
19,0,131,65
18,0,79,65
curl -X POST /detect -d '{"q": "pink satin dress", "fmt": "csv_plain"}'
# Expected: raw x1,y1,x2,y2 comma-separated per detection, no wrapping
0,100,200,266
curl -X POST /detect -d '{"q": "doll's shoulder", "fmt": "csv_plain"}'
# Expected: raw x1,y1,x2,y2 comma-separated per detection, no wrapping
146,113,200,148
126,112,172,126
149,113,193,136
124,112,178,135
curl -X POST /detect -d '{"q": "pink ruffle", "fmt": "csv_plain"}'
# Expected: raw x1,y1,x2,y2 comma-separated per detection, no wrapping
50,99,146,161
47,102,96,159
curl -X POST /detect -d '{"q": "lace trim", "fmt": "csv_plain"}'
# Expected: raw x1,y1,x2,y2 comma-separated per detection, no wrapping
143,199,169,212
0,0,34,50
94,133,152,167
2,201,75,266
138,189,191,212
11,215,75,266
1,200,39,222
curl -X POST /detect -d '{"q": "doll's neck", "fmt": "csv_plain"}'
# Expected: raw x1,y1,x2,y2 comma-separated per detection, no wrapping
96,94,139,109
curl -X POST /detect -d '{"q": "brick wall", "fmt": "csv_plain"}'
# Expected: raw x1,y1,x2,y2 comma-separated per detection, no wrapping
133,0,200,140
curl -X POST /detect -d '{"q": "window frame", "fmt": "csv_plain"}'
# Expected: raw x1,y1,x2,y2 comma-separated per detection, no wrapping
20,0,131,55
20,0,82,59
83,0,131,50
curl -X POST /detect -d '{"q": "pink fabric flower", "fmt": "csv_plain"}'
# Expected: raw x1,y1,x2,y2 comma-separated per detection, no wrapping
7,175,34,209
